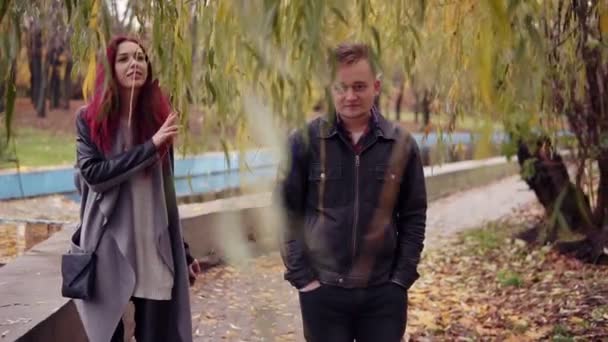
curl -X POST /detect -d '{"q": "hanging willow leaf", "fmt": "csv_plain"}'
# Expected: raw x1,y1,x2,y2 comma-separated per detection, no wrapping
0,0,10,26
371,26,381,55
64,0,72,20
599,1,608,35
82,52,96,101
204,73,217,103
488,0,508,26
331,7,348,25
220,138,231,170
0,1,598,185
478,23,495,109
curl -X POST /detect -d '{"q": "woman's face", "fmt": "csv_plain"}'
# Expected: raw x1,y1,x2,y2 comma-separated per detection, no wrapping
114,41,148,90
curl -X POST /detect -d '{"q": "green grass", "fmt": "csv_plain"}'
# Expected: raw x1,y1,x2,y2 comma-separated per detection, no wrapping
552,325,574,342
0,127,266,171
462,222,507,252
0,111,501,171
0,127,75,170
497,269,524,288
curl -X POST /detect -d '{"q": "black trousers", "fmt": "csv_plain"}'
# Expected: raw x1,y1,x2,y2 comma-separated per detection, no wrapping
111,297,172,342
299,282,407,342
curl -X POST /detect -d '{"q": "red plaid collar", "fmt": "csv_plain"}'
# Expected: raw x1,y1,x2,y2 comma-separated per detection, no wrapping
336,107,378,153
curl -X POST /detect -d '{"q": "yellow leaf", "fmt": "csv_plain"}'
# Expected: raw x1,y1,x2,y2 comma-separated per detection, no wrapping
478,24,494,109
410,309,439,330
82,53,97,101
458,316,476,328
569,316,585,325
600,1,608,34
524,326,553,340
216,1,229,22
89,0,100,29
423,123,432,136
503,337,521,342
81,0,102,101
487,0,510,40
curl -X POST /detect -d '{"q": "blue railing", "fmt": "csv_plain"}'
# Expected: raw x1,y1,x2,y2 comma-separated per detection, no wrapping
0,132,508,201
0,149,277,200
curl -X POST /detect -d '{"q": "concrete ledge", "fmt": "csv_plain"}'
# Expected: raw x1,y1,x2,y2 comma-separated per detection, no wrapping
0,156,519,341
424,156,519,201
0,228,87,341
179,156,520,261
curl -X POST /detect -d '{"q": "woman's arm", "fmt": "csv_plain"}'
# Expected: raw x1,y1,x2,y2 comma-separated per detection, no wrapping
76,111,159,193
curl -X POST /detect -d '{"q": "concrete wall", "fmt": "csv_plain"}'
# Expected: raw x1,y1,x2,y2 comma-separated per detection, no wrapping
0,156,519,341
179,156,519,262
424,157,519,201
0,228,87,341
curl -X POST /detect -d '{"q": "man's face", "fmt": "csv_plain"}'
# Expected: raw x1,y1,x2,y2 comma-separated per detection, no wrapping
331,59,380,120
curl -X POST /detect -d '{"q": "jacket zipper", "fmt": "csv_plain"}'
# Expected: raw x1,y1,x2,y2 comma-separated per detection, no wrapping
352,154,360,260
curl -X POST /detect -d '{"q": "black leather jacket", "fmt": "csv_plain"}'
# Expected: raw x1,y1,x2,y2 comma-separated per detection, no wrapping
75,110,194,265
278,112,427,290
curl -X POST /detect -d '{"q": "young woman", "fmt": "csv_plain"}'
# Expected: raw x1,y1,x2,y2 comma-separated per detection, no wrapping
72,36,200,342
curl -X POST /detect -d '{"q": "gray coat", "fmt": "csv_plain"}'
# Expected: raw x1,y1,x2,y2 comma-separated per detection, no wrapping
71,109,193,342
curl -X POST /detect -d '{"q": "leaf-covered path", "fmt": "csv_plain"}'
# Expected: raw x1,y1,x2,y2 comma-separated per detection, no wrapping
189,176,550,341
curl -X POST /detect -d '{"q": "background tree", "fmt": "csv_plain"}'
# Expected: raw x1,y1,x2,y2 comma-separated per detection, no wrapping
0,0,606,261
432,0,608,262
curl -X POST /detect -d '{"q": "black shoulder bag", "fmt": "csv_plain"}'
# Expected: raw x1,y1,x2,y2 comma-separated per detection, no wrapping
61,225,105,300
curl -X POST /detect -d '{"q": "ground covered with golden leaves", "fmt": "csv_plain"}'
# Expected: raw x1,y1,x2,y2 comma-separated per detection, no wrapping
190,214,608,341
408,219,608,341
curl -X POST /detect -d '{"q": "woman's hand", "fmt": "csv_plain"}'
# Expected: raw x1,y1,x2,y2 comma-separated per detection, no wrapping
152,112,179,148
189,259,201,286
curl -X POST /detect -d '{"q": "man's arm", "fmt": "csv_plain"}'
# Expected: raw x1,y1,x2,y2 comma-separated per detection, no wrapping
391,138,427,290
276,132,316,289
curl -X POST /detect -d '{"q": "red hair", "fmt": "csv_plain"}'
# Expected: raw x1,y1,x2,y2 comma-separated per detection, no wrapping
85,35,171,163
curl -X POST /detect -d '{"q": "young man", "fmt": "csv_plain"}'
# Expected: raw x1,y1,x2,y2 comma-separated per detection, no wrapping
277,43,427,342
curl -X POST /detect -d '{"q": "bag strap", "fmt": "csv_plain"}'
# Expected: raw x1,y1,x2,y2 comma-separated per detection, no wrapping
91,194,108,254
92,226,107,253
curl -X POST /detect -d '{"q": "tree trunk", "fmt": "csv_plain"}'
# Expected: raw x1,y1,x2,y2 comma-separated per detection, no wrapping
517,140,586,234
30,55,42,106
549,138,608,265
50,69,61,109
594,154,608,227
48,47,61,109
28,57,36,104
394,82,403,122
0,79,4,114
62,56,72,109
516,139,608,263
36,56,47,118
29,28,43,106
422,90,431,126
